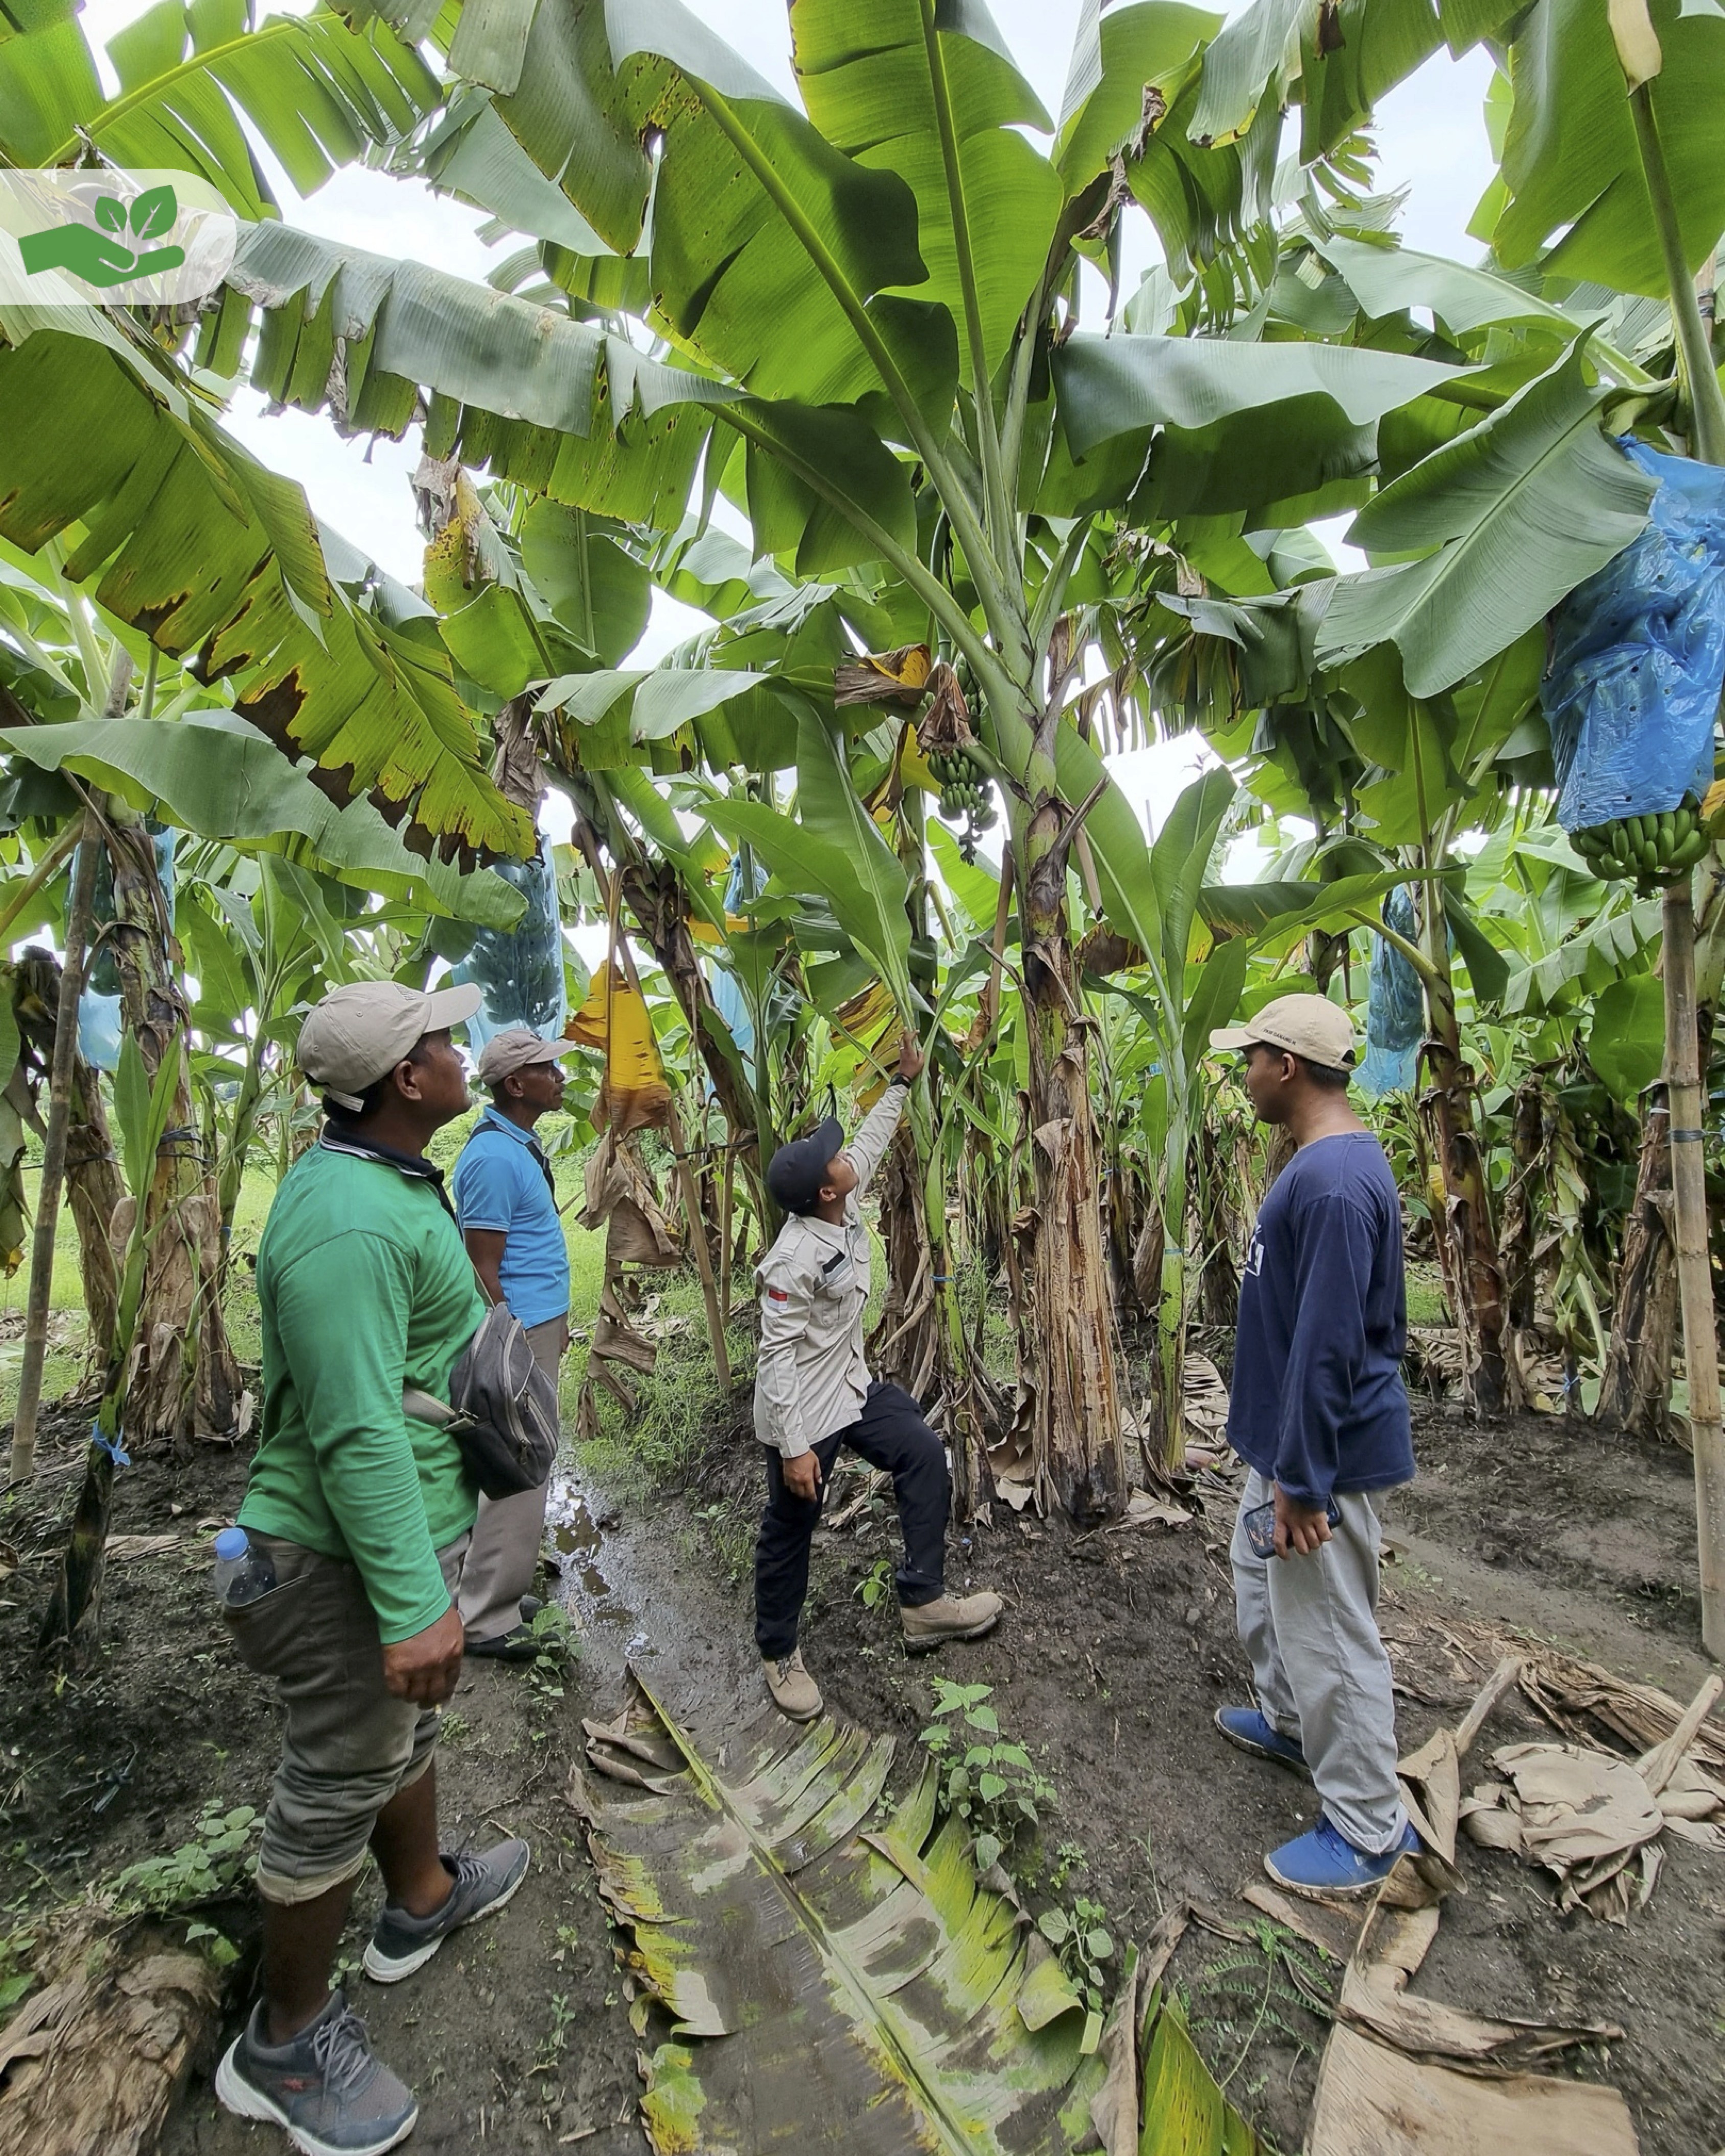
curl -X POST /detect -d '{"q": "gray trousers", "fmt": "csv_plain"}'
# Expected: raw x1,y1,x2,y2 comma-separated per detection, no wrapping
228,1533,469,1902
458,1314,566,1643
1230,1467,1408,1855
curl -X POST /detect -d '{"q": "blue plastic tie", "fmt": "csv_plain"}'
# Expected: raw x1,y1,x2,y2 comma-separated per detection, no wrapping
91,1423,130,1468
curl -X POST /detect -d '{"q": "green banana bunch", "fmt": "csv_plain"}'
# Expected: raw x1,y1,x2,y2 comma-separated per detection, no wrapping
926,744,995,833
1570,793,1708,888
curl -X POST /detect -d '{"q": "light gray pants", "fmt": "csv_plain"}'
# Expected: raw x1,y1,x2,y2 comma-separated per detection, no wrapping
458,1314,566,1644
1230,1468,1408,1856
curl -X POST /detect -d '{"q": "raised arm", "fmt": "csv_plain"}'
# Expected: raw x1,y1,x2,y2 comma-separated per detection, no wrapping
844,1031,925,1198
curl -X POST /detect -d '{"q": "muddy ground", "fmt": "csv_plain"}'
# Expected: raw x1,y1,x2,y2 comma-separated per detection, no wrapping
2,1390,1722,2156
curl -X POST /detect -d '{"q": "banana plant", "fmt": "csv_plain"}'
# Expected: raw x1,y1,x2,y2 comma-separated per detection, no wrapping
39,1027,181,1667
179,852,368,1274
30,0,1718,1511
270,0,1463,1517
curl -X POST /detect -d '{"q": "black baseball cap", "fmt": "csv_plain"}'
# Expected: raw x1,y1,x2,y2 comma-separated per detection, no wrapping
766,1116,845,1215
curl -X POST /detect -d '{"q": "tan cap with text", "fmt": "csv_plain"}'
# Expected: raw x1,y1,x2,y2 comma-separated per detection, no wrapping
297,980,482,1112
1209,992,1356,1072
476,1028,573,1086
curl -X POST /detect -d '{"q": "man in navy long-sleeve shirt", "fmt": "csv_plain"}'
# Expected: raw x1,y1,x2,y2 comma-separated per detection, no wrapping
1207,994,1419,1897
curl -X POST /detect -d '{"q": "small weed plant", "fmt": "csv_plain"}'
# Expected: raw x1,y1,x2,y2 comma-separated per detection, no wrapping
0,1925,37,2014
530,1991,579,2078
525,1603,578,1701
691,1496,755,1585
855,1555,894,1609
918,1680,1054,1872
1190,1918,1337,2090
1046,1839,1088,1893
109,1801,262,1916
1037,1896,1114,2024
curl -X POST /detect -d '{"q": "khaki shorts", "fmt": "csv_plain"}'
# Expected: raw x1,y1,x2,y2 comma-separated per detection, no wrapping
225,1532,469,1905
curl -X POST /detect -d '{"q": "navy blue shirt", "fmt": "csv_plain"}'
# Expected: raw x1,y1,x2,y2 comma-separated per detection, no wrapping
1227,1131,1413,1508
451,1108,570,1331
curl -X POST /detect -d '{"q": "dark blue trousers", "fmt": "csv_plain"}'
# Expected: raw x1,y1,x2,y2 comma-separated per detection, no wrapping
754,1381,949,1660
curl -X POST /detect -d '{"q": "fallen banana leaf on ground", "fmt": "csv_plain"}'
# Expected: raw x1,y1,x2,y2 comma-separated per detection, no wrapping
1307,2026,1640,2156
1519,1649,1725,1778
1305,1659,1638,2149
570,1671,1257,2153
1338,1898,1620,2068
1460,1673,1725,1918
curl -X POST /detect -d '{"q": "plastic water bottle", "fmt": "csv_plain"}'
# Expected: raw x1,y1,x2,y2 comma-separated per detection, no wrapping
213,1527,275,1608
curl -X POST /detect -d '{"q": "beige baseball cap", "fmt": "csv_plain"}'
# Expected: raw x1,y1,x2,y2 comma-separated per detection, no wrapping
1209,992,1357,1072
476,1028,572,1086
297,979,482,1113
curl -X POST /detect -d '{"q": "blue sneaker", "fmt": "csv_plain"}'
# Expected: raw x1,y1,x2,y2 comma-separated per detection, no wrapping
1214,1706,1310,1777
1265,1815,1421,1898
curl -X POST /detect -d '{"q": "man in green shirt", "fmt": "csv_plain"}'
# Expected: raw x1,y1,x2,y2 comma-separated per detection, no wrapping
217,982,531,2156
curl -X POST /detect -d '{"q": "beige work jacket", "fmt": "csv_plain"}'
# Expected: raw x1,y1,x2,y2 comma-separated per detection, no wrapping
752,1083,909,1457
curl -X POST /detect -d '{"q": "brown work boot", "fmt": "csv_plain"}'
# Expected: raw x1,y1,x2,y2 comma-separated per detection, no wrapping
763,1648,823,1722
901,1591,1003,1653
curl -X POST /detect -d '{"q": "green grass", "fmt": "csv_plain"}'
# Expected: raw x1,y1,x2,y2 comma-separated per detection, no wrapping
1405,1263,1450,1327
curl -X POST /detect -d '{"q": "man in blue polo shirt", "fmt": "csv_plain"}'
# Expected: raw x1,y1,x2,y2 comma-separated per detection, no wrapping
1207,993,1419,1898
451,1028,573,1662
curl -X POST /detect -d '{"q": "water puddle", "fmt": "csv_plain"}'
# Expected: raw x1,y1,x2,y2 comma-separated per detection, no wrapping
544,1475,651,1656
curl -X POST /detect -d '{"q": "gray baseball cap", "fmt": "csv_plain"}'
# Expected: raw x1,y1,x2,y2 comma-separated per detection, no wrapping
1210,992,1356,1072
297,979,482,1113
476,1028,573,1086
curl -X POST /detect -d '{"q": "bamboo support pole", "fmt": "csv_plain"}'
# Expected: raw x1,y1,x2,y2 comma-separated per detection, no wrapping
1662,883,1725,1658
9,810,101,1485
717,1137,734,1327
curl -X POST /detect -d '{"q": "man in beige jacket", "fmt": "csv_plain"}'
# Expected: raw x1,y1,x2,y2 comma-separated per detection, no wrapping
753,1033,1001,1719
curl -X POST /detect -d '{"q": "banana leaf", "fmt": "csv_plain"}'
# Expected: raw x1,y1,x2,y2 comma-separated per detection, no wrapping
0,3,439,213
0,315,535,863
1319,337,1657,697
0,716,526,926
790,0,1060,389
571,1668,1106,2154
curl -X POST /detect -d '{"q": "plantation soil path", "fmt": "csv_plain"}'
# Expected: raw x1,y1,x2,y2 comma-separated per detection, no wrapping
1,1396,1721,2156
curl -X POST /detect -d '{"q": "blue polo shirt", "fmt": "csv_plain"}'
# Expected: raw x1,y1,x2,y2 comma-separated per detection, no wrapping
451,1107,570,1330
1227,1131,1413,1508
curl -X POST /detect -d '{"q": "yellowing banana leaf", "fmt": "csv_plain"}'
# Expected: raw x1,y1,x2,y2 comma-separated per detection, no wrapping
833,976,900,1106
567,963,670,1134
1138,1984,1258,2155
835,643,932,708
571,1669,1104,2154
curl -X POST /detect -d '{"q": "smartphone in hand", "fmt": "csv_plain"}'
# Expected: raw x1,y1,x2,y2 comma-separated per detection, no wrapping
1244,1495,1342,1558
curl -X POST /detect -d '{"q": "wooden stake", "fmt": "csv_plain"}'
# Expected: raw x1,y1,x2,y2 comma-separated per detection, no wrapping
8,809,101,1486
1662,881,1725,1658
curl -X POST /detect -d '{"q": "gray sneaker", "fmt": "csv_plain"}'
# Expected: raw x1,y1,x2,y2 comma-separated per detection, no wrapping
215,1992,416,2156
362,1838,531,1984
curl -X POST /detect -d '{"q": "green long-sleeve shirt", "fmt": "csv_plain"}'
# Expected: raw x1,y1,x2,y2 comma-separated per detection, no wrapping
240,1133,485,1644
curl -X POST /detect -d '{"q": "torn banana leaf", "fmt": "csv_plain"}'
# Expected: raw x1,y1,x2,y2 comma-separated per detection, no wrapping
569,1670,1104,2153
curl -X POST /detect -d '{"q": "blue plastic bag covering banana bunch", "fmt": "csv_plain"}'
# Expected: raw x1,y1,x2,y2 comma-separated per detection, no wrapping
76,824,176,1073
1358,884,1423,1099
1547,441,1725,889
452,849,566,1051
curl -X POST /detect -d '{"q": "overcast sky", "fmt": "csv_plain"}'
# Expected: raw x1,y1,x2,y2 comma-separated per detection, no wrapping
73,0,1497,842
